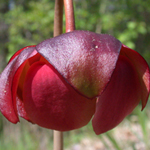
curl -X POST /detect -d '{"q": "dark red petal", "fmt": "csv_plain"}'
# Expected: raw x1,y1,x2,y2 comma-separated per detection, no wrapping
23,61,96,131
36,30,122,98
8,45,36,63
121,45,150,109
92,55,141,135
12,60,32,121
0,46,35,123
12,52,43,121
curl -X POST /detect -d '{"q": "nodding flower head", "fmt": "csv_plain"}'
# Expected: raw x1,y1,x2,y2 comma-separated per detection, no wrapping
0,30,149,134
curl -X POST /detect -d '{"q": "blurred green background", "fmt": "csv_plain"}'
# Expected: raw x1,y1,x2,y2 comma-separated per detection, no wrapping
0,0,150,149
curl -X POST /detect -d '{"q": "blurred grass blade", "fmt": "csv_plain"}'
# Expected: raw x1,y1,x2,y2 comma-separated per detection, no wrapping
105,132,122,150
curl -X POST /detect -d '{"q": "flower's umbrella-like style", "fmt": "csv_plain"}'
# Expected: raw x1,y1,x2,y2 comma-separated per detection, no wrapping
0,30,149,134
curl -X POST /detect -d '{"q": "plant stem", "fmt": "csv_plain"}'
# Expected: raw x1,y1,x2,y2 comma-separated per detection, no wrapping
53,0,75,150
64,0,75,32
53,131,63,150
53,0,64,37
53,0,64,150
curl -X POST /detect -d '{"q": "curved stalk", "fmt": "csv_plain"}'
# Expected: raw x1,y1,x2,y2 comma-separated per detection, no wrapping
64,0,75,32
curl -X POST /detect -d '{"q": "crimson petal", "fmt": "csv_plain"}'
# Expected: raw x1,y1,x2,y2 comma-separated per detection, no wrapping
23,61,96,131
121,45,150,109
36,30,122,98
92,55,141,135
0,46,36,123
8,45,36,63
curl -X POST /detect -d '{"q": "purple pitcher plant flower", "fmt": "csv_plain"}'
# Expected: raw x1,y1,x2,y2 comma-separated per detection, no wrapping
0,30,149,134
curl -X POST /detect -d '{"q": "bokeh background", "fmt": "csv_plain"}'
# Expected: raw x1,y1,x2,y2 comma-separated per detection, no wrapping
0,0,150,149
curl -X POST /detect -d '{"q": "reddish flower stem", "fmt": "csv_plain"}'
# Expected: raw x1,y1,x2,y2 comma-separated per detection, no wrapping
53,130,63,150
53,0,75,150
64,0,75,32
53,1,64,150
53,0,64,37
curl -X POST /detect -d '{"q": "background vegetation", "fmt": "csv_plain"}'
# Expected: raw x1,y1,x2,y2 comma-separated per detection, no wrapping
0,0,150,149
